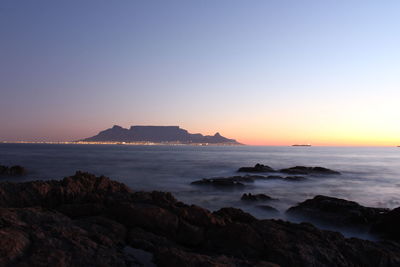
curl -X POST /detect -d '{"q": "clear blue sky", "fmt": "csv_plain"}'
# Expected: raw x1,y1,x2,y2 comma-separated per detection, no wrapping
1,0,399,145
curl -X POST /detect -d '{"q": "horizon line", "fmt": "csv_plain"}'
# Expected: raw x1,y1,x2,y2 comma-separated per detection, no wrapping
1,141,399,148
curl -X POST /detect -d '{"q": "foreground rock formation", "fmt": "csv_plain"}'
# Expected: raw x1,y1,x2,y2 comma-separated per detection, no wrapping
286,195,389,230
1,172,400,266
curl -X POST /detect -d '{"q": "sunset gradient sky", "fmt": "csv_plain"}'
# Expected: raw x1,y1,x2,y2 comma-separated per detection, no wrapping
1,0,399,145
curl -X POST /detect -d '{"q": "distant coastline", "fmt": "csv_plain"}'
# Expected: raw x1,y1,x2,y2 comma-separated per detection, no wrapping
0,141,243,146
0,125,243,146
80,125,242,145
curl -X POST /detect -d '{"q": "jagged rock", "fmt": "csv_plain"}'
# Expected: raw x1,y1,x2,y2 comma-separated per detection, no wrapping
286,195,389,230
213,208,258,224
0,171,132,208
241,193,273,201
191,175,265,187
0,207,130,266
238,164,275,173
0,173,399,267
371,207,400,241
191,174,306,188
280,166,340,175
191,178,245,187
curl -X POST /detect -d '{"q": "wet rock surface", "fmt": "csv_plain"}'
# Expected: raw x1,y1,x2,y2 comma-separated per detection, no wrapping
191,177,247,187
191,175,307,187
0,172,400,267
191,165,340,187
371,207,400,241
238,163,275,173
280,166,341,175
241,193,273,201
286,195,389,231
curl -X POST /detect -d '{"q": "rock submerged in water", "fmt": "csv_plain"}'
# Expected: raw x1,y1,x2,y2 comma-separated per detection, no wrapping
286,195,389,231
241,193,273,201
191,177,247,187
238,164,340,175
191,165,338,187
238,163,275,173
371,207,400,241
283,175,306,181
0,165,26,176
1,172,400,266
280,166,340,175
191,175,307,187
257,205,279,213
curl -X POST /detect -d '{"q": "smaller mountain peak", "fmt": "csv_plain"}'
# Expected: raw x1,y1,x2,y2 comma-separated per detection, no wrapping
214,132,221,137
112,125,123,129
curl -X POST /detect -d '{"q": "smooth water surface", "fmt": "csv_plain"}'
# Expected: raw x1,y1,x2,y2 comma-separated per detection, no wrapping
1,143,400,222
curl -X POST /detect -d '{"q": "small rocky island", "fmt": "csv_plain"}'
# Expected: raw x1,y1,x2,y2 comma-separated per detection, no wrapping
0,165,26,176
191,164,339,187
1,171,400,266
80,125,241,145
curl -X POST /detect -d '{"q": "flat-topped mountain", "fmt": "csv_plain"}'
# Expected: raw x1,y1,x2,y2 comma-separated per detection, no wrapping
81,125,241,144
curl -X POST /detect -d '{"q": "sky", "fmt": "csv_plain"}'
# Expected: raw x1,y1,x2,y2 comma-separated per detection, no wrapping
1,0,399,146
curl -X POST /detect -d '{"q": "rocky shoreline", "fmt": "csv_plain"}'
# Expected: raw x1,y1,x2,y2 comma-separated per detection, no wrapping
0,171,400,266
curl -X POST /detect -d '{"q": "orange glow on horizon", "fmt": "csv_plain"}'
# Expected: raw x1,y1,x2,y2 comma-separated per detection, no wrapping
220,126,400,147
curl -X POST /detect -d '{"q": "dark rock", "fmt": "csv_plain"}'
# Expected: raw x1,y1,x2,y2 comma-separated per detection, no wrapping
266,175,283,179
284,176,306,181
0,172,399,267
213,207,257,224
257,205,279,213
0,165,26,176
0,171,132,208
0,207,131,266
280,166,340,175
8,165,26,176
238,163,275,173
0,165,8,175
286,195,389,230
191,177,245,187
191,174,307,187
371,207,400,241
241,193,273,201
191,175,269,187
265,175,307,181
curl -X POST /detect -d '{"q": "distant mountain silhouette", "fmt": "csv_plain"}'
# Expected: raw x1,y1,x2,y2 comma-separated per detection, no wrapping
81,125,241,144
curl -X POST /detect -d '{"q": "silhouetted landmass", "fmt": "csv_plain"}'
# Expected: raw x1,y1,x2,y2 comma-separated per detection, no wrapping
81,125,241,144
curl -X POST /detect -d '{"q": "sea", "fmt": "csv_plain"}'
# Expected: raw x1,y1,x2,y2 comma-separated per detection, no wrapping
1,143,399,233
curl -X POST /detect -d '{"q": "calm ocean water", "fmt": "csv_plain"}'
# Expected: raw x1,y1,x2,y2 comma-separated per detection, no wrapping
1,143,400,221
